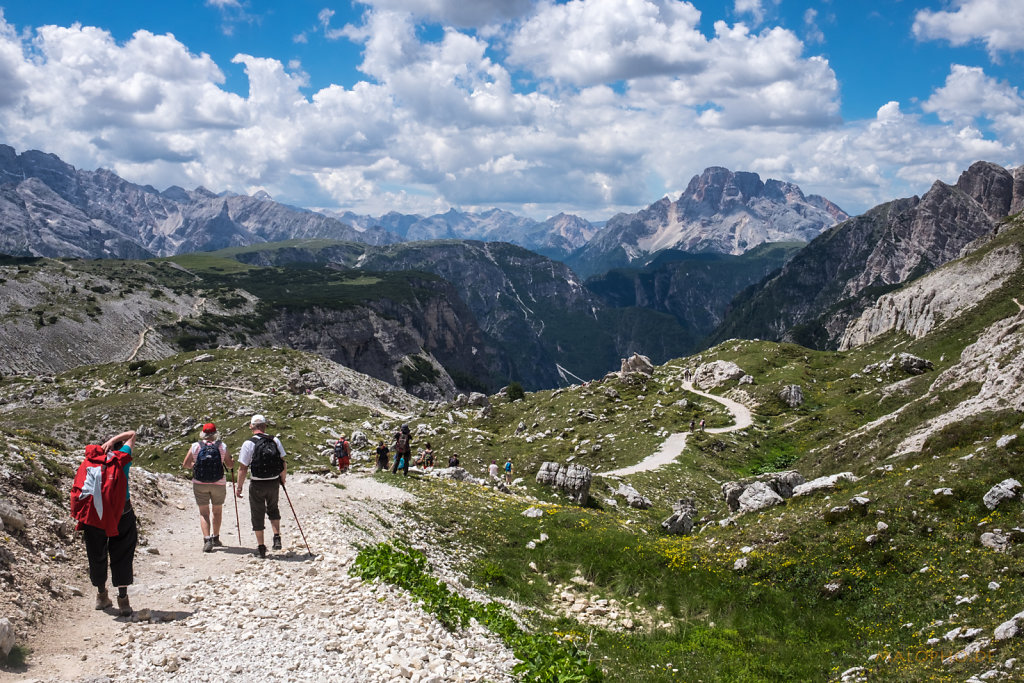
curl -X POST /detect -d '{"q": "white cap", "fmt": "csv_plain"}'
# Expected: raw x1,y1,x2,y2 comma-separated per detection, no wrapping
250,414,267,427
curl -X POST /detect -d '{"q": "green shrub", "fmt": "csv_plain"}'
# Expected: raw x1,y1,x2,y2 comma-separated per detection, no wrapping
507,381,526,402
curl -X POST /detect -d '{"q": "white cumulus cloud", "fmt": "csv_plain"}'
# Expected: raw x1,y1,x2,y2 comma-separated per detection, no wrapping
913,0,1024,56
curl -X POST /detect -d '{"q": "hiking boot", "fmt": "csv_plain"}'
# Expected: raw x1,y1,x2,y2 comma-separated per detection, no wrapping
203,537,214,553
210,535,222,547
272,534,282,550
95,590,112,610
256,544,267,558
117,596,132,617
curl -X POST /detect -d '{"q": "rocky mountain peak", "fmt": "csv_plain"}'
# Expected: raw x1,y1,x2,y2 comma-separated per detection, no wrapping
955,161,1017,221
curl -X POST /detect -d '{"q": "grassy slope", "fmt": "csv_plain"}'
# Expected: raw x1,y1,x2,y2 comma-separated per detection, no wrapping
5,220,1024,681
362,219,1024,681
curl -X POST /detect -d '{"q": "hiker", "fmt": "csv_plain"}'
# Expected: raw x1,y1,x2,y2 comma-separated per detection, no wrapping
447,453,460,468
488,460,499,480
333,433,351,473
689,419,695,432
504,458,513,484
375,441,390,471
699,418,706,432
391,424,412,476
70,429,138,617
418,443,435,470
182,422,234,553
235,414,287,558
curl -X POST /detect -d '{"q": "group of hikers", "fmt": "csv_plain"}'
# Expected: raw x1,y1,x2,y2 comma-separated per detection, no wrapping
70,416,515,618
71,414,291,617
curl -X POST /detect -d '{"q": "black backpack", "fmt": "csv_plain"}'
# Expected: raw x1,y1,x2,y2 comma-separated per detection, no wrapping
249,434,284,478
395,432,410,455
192,440,224,483
333,440,349,461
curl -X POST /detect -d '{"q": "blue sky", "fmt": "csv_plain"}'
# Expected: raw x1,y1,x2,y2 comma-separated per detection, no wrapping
0,0,1021,220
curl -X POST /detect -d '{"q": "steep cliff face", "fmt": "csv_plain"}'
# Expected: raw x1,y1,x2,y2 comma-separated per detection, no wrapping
712,162,1020,350
0,257,498,399
586,243,803,352
0,145,399,259
567,167,846,277
839,242,1022,350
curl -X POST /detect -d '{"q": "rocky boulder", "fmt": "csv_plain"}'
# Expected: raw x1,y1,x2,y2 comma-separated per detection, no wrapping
722,470,805,512
736,481,784,514
693,360,745,390
0,499,27,533
984,479,1021,510
620,353,654,376
614,483,652,510
429,467,487,486
793,472,859,497
536,462,592,505
778,385,803,408
0,617,14,657
661,498,698,535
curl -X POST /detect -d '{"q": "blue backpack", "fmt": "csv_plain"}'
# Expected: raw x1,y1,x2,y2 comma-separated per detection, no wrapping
193,440,224,483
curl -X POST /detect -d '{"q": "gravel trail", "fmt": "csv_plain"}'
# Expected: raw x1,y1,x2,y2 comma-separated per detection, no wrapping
2,473,516,683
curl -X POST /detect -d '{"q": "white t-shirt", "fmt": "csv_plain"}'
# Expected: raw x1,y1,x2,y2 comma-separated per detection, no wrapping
488,463,499,478
187,439,229,485
238,434,286,481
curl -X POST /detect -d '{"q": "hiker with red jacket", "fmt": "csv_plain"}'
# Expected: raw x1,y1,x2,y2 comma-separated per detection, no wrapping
333,433,351,473
182,422,234,553
70,429,138,617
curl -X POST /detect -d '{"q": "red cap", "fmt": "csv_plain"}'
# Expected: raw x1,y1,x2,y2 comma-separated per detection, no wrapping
202,422,216,433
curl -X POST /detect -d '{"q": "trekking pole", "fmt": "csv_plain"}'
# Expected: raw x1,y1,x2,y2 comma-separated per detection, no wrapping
229,467,241,544
278,477,314,557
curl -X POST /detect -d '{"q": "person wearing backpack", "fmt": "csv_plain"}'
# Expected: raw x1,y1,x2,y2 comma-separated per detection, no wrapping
390,424,412,476
333,434,351,473
235,414,287,558
182,422,234,553
504,458,514,484
375,441,390,472
70,429,138,617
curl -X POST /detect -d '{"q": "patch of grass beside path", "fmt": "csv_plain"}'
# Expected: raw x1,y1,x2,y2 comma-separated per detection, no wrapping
351,542,603,683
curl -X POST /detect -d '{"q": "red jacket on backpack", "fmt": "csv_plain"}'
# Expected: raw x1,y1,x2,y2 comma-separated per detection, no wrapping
69,445,132,537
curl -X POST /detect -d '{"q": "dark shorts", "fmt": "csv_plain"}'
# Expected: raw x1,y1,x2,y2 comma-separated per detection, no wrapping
248,479,281,531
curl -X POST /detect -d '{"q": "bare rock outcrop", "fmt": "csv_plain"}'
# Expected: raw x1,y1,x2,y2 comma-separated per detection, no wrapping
693,360,746,390
792,472,859,497
536,462,592,505
620,353,654,377
840,244,1021,349
778,385,803,408
722,471,805,513
661,499,698,535
984,479,1022,510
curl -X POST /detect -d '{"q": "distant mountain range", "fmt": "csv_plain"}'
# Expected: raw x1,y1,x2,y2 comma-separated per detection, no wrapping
0,144,848,275
567,167,848,277
711,161,1024,349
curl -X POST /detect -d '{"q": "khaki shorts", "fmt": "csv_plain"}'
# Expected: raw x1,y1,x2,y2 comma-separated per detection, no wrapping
193,482,227,506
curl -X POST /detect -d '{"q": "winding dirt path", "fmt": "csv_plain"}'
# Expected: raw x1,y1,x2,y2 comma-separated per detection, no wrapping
600,381,753,477
0,473,409,683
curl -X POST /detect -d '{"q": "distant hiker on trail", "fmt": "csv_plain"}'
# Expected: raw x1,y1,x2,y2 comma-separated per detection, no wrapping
70,429,138,617
420,443,435,470
504,458,513,484
391,424,412,476
699,418,705,432
488,460,500,480
447,453,459,468
235,414,287,558
333,433,351,474
375,441,390,472
182,422,234,553
689,419,695,432
684,368,692,382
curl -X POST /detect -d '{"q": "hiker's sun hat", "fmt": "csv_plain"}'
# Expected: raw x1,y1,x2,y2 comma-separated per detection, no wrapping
250,414,267,427
202,422,216,433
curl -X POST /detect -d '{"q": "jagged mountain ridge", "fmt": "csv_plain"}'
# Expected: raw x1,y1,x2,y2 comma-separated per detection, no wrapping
229,239,695,388
567,167,848,277
331,208,598,260
711,161,1024,350
0,145,400,259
